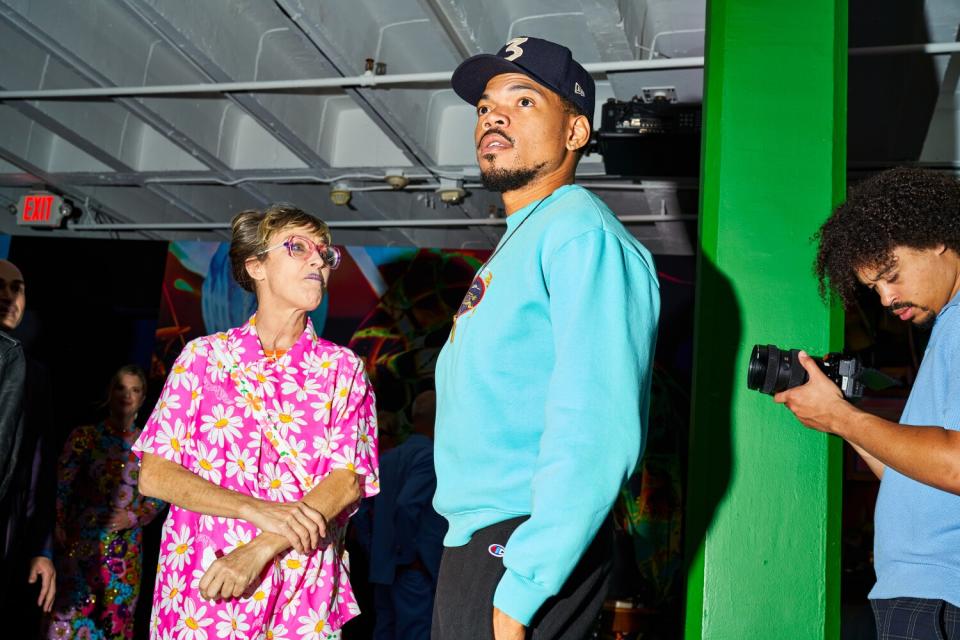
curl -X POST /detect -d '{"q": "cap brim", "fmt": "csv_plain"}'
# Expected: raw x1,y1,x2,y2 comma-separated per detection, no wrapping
451,55,534,107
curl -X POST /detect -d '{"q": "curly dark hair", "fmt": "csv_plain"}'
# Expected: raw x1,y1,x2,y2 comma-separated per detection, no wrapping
815,167,960,306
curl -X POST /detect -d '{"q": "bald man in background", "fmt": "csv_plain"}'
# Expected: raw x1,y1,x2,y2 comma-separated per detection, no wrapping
0,258,56,617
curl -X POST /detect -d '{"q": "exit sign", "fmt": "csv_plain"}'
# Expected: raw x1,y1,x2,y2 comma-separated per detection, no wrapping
16,192,67,227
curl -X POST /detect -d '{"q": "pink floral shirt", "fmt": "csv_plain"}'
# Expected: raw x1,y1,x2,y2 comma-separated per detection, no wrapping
133,317,379,639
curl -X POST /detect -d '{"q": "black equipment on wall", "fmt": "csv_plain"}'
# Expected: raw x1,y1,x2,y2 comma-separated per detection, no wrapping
592,96,702,177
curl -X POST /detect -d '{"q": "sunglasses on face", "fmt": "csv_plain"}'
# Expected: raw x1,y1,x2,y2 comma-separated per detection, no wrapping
258,235,341,269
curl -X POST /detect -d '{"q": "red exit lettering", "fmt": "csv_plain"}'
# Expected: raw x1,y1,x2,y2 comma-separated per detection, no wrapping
22,194,54,222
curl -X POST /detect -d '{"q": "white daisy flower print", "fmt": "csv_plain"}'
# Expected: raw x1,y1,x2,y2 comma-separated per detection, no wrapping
156,418,188,463
247,586,270,615
207,358,230,384
265,622,290,640
194,442,225,485
330,449,358,474
215,602,250,640
174,597,213,640
310,392,333,423
279,551,308,579
223,525,252,554
253,368,278,397
295,603,331,640
200,404,242,447
269,400,306,434
331,374,353,414
160,572,186,615
154,386,183,423
182,372,203,414
165,525,195,571
225,443,256,484
262,462,297,502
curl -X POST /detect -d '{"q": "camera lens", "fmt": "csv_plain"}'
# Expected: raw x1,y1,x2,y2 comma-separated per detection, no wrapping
747,344,809,395
747,345,769,391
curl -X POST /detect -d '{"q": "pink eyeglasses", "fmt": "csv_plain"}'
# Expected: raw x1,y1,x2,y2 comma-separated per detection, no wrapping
259,235,341,269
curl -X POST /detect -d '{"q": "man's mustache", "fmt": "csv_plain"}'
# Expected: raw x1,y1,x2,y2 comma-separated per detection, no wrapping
478,128,515,149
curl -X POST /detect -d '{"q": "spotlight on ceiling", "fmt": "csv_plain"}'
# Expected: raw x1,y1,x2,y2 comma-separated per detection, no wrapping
437,178,466,205
384,170,409,190
330,182,352,206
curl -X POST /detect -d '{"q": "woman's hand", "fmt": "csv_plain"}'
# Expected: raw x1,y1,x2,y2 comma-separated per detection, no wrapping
198,539,275,601
240,499,327,554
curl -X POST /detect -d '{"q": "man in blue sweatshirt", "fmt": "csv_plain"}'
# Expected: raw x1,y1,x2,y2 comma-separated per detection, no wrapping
432,37,660,640
778,168,960,639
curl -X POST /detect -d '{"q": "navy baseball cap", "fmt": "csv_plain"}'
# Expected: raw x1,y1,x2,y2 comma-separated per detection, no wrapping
451,36,595,118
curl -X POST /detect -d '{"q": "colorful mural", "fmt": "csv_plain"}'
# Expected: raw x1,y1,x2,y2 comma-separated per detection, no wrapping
152,242,489,418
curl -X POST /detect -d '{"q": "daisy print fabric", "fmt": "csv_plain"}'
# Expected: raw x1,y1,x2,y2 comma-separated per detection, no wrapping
133,316,379,639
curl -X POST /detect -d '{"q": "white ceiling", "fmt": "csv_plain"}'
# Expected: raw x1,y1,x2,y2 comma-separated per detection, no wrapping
0,0,957,253
0,0,704,251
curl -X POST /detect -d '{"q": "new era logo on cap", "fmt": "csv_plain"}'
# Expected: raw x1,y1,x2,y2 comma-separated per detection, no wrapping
450,36,595,119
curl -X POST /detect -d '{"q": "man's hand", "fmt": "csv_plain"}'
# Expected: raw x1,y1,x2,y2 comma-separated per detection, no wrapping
198,538,276,601
493,607,526,640
28,556,55,612
774,351,855,435
241,499,327,554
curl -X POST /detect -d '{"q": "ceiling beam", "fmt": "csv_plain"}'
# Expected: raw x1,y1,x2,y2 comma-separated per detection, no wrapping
115,0,331,171
0,93,229,233
0,3,272,209
416,0,481,59
273,0,434,172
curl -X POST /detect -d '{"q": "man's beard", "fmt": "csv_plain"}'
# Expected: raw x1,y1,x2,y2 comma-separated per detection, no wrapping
892,301,936,330
480,162,546,193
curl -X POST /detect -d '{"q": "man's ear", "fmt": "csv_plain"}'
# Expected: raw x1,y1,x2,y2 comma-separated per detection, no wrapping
245,258,266,287
566,114,591,151
936,243,947,255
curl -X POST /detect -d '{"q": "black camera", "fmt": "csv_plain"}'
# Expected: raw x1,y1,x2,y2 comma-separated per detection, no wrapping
747,344,864,399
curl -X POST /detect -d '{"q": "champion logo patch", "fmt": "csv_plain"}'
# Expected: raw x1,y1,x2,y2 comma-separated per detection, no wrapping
574,82,585,97
488,544,506,558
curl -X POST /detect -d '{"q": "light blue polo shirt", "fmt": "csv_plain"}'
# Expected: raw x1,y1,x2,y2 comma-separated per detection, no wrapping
870,291,960,604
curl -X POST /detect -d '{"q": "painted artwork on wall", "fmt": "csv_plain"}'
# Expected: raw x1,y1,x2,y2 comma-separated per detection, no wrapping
152,242,491,417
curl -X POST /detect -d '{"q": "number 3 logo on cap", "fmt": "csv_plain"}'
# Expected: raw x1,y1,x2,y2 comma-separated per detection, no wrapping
503,37,529,61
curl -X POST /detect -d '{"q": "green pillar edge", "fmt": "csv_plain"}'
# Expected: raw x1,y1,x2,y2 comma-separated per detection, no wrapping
683,0,847,637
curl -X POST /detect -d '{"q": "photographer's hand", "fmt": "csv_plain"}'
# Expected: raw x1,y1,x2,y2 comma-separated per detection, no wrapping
774,351,857,434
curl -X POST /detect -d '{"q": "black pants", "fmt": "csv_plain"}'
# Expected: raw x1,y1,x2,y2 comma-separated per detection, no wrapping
872,597,960,640
432,516,612,640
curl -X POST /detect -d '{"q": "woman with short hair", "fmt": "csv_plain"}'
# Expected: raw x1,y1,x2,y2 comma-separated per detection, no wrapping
135,204,379,640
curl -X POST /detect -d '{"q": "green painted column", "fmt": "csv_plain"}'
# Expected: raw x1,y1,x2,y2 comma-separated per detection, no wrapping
684,1,847,638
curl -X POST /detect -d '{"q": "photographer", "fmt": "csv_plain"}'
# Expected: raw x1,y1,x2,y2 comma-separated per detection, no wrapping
777,168,960,639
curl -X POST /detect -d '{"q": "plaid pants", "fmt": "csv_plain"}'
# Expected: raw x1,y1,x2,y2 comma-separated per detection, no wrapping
872,598,960,640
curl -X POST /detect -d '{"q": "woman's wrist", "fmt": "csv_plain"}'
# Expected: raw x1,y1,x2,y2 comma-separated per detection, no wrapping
252,531,290,557
236,495,264,525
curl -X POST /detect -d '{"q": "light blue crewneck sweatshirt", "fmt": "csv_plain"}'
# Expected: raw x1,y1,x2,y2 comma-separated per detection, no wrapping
870,291,960,604
433,184,660,624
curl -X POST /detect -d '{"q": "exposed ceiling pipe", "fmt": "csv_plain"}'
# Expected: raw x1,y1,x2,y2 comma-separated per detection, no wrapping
0,57,705,100
68,213,697,232
3,40,959,101
850,42,960,57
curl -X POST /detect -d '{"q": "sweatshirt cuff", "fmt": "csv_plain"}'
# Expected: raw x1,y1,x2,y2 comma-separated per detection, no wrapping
493,568,554,626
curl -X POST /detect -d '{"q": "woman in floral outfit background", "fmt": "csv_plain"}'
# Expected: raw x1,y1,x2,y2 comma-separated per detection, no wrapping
46,365,166,639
